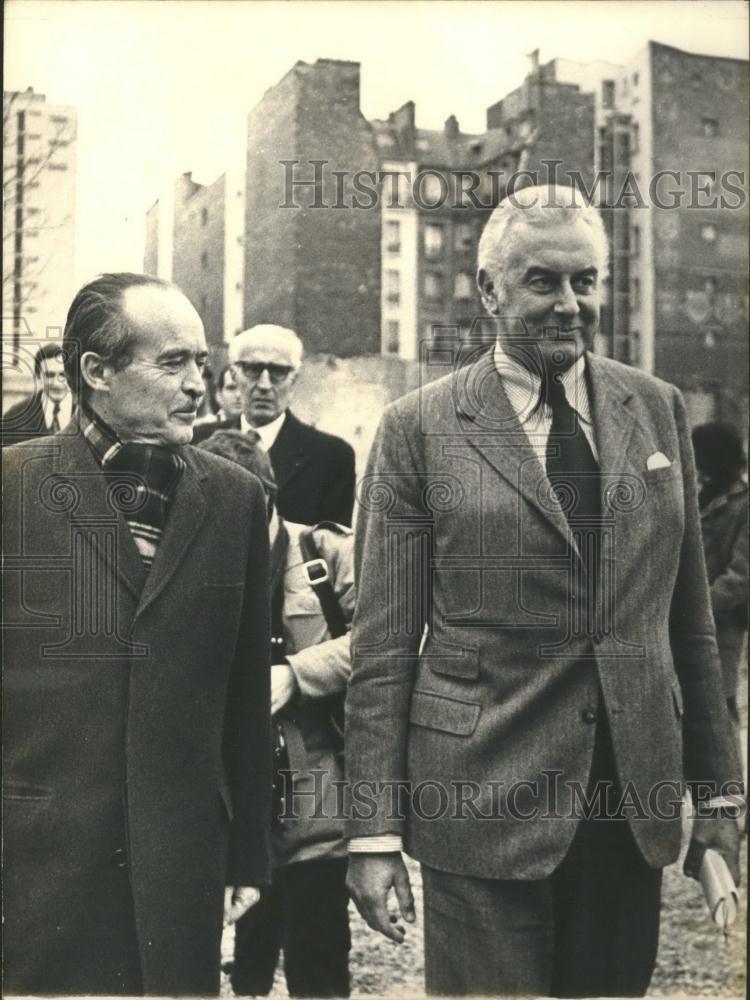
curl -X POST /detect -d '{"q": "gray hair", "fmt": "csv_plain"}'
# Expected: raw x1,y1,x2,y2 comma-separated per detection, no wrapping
229,324,304,370
477,185,610,303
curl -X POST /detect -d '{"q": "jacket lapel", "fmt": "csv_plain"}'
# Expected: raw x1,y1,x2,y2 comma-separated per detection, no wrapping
134,448,208,619
453,353,577,554
269,412,312,491
586,355,640,498
57,433,147,601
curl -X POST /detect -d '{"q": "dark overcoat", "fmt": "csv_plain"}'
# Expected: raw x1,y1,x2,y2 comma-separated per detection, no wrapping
2,390,47,444
346,350,741,879
3,429,272,995
194,410,356,526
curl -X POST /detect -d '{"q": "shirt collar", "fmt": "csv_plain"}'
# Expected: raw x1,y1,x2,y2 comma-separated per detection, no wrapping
241,410,287,451
42,392,73,429
493,340,593,426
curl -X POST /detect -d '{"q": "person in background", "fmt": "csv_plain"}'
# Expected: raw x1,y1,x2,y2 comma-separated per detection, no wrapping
692,422,749,731
214,364,244,422
2,342,74,444
194,325,356,527
198,429,353,999
194,363,218,423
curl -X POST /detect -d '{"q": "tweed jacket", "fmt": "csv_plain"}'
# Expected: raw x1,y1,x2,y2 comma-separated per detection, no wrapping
345,349,741,880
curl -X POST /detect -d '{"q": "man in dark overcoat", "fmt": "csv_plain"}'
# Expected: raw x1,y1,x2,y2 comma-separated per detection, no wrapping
3,272,272,995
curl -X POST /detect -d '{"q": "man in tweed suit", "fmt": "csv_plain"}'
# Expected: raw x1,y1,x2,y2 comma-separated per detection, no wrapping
345,186,742,996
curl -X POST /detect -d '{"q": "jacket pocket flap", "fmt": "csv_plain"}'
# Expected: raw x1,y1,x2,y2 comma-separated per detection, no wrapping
409,689,480,736
671,679,684,718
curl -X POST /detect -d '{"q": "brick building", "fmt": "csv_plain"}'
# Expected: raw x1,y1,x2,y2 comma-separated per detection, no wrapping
551,43,749,424
244,59,382,356
145,46,747,424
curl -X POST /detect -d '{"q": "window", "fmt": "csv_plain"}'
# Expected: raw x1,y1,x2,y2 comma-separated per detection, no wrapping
424,223,443,258
47,162,68,171
454,223,473,251
201,207,208,226
454,272,473,300
602,81,615,109
50,115,69,124
631,224,641,257
631,277,640,310
632,72,639,86
201,250,209,268
48,139,68,149
631,123,640,153
385,269,400,304
701,117,719,137
385,220,401,253
385,320,400,354
700,224,717,244
424,271,443,301
200,294,208,314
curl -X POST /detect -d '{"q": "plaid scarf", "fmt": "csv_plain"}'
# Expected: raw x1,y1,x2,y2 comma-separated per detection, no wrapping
80,404,186,569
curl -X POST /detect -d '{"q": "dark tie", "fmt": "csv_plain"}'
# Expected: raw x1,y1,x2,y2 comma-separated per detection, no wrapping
51,402,61,433
544,374,601,637
544,375,600,523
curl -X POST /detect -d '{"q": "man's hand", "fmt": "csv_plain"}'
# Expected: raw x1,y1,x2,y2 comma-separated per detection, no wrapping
346,853,415,943
224,886,261,925
271,662,298,716
685,815,742,886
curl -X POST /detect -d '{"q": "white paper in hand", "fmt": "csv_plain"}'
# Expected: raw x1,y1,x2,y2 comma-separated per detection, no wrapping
699,849,739,929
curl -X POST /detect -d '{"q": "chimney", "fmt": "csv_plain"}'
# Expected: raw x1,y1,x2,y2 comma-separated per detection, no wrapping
390,100,416,150
444,115,459,136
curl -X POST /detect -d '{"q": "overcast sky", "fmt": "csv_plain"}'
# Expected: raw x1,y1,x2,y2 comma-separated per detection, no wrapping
5,0,749,285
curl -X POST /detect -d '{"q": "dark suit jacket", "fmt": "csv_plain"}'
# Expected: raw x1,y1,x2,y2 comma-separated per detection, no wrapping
2,391,47,444
346,350,741,879
3,430,272,995
194,410,356,526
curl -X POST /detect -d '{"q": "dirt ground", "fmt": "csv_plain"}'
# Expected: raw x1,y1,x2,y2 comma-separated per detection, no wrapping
224,696,748,998
222,839,746,998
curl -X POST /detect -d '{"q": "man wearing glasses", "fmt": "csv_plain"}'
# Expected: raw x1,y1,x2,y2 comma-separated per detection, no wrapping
195,325,356,527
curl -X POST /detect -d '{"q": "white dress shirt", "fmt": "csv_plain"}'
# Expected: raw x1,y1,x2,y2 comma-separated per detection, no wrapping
43,392,73,431
348,344,599,856
241,411,286,451
492,341,598,463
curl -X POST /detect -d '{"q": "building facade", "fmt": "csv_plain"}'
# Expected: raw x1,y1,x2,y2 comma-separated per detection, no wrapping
143,166,245,359
145,45,747,422
3,88,77,398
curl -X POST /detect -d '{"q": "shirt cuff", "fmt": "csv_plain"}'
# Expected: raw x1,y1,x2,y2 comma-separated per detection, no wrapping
348,835,403,853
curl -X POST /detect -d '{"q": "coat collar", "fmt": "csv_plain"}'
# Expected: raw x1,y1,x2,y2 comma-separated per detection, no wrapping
56,432,208,617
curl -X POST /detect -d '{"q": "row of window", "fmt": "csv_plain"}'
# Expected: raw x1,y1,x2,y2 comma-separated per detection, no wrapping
384,220,476,257
384,269,475,303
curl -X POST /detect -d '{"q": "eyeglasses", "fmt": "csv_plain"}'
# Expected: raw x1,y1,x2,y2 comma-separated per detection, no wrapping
233,362,294,385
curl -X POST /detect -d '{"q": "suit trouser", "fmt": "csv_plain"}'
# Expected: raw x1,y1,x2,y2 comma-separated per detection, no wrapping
231,856,350,998
422,714,663,998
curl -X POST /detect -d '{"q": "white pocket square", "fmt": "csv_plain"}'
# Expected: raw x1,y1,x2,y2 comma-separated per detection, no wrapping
646,451,671,471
